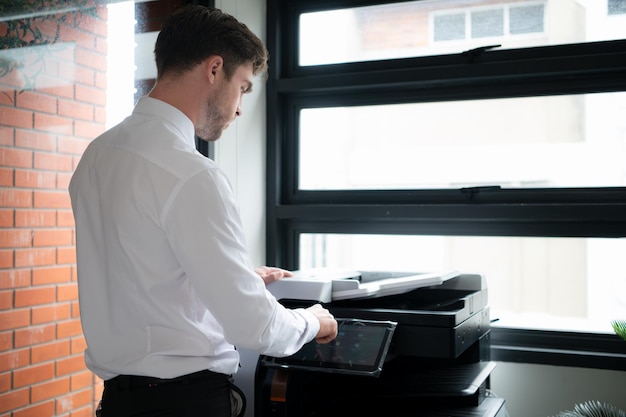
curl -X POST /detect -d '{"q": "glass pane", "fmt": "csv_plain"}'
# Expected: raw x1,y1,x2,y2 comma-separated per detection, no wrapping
471,9,504,38
434,13,465,41
299,0,626,66
299,92,626,190
299,234,626,333
509,4,545,34
609,0,626,15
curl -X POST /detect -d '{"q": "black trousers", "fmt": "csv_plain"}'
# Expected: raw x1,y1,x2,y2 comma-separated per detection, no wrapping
100,370,245,417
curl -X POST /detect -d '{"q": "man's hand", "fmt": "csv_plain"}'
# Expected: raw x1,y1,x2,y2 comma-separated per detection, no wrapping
255,266,293,285
306,304,338,344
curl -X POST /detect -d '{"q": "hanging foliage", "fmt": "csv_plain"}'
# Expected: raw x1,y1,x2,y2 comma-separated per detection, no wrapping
0,0,104,92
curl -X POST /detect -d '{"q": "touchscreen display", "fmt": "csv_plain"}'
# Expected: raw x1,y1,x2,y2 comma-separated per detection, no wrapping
262,319,396,376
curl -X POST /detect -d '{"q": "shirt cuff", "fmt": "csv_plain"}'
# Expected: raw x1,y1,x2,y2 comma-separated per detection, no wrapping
295,307,321,342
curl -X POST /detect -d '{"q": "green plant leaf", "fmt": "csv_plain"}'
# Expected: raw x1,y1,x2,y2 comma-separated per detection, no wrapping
552,400,626,417
611,319,626,342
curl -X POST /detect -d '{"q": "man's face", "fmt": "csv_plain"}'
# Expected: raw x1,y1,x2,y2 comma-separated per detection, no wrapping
196,63,254,142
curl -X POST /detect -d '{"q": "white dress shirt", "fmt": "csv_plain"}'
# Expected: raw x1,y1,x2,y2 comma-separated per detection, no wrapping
69,97,319,380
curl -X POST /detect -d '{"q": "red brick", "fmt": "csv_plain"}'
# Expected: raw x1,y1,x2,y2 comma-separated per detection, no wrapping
33,228,73,246
95,32,109,56
0,188,32,208
76,48,107,73
71,405,98,417
0,371,10,393
15,209,56,227
0,290,12,310
71,300,80,317
0,331,13,351
74,120,105,140
0,126,14,146
0,66,25,90
66,64,96,87
13,400,55,417
15,247,56,267
33,112,73,135
77,12,107,38
0,147,32,168
0,387,29,414
34,152,74,172
71,370,93,391
0,269,30,289
56,387,92,414
31,340,71,364
13,362,55,388
94,105,107,123
64,27,97,51
25,18,59,44
71,335,87,355
0,347,29,373
31,376,70,403
0,107,33,129
57,171,73,190
57,282,78,302
96,72,108,90
34,69,71,90
32,303,71,325
72,154,82,170
57,318,83,339
34,190,71,209
0,250,12,268
40,82,74,100
14,286,56,307
56,355,85,377
58,136,90,155
0,229,32,248
0,90,13,106
0,167,13,186
0,209,13,227
15,90,58,114
15,169,56,189
14,323,56,348
75,84,106,106
57,210,75,227
32,266,71,286
59,98,94,121
15,129,56,151
57,246,76,264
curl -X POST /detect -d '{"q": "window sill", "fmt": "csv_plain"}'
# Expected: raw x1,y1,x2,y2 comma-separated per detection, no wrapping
490,327,626,371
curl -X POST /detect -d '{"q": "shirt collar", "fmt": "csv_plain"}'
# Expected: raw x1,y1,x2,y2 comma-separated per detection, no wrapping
133,96,196,148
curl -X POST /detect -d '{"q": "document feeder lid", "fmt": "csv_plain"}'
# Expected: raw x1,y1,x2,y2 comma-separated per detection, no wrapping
267,269,460,303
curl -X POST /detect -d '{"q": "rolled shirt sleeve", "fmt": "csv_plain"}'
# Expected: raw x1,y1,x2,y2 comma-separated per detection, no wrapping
163,167,320,357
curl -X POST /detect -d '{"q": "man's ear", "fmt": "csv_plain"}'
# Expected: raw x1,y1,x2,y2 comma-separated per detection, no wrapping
205,56,224,83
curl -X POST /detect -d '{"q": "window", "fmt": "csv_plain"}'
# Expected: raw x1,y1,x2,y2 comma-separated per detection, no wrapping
297,0,625,66
433,3,545,42
267,0,626,370
609,0,626,15
299,93,626,190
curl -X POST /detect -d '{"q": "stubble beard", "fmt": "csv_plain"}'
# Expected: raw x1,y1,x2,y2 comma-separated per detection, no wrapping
197,99,229,142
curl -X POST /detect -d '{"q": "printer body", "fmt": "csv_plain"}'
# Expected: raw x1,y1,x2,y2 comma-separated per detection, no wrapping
255,270,506,417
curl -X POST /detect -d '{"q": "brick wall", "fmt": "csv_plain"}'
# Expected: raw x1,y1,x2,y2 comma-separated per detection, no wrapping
0,4,108,416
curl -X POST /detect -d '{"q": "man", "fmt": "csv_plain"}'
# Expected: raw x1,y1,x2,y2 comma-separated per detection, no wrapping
69,6,337,417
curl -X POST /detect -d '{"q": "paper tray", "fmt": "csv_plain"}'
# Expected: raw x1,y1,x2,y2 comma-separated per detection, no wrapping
267,269,460,302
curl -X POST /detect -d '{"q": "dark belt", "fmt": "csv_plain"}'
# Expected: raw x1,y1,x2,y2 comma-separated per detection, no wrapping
105,369,230,392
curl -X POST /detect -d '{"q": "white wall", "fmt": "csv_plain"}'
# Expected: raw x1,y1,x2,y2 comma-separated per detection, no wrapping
214,0,267,270
212,2,267,415
218,2,626,417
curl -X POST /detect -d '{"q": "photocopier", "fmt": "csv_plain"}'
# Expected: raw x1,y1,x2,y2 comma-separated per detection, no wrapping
255,269,506,417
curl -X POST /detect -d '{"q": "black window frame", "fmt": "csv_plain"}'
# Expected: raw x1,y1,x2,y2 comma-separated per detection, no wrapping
265,0,626,370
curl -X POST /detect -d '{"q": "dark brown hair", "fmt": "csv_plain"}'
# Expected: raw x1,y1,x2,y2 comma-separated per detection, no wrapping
154,5,268,79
